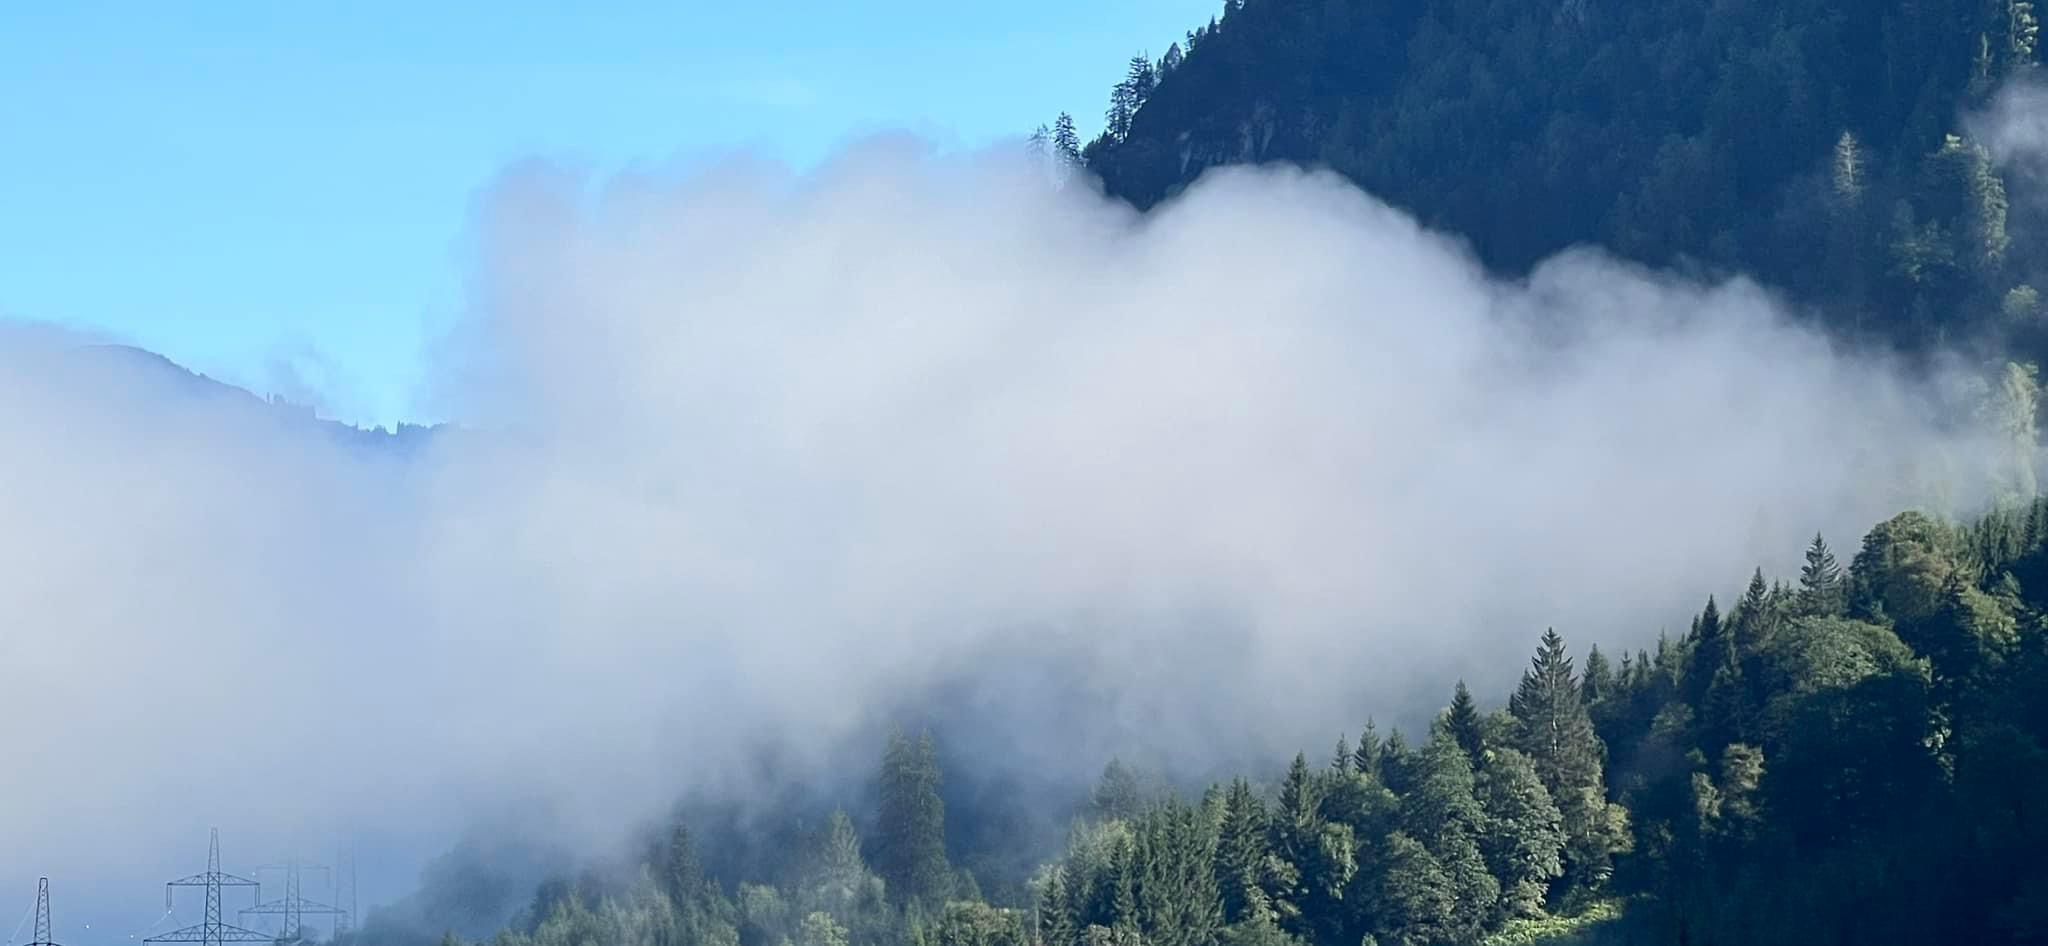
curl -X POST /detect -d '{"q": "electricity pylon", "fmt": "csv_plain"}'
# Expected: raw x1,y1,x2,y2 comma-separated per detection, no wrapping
25,878,60,946
331,851,356,940
144,829,273,946
241,859,344,943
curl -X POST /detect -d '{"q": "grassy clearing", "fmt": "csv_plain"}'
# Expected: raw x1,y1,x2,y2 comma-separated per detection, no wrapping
1480,899,1632,946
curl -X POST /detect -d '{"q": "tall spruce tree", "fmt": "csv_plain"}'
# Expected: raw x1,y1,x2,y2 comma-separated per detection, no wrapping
1137,800,1223,946
1509,628,1620,895
1270,754,1352,939
1124,54,1157,110
1040,868,1080,946
801,810,874,912
873,730,953,905
1269,754,1319,929
1110,838,1139,933
1106,54,1158,142
1215,778,1277,926
660,821,714,911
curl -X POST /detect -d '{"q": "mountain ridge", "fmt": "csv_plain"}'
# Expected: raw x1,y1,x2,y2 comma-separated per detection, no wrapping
46,341,445,453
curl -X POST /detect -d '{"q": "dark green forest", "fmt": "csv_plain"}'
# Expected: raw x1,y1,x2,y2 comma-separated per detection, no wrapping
1034,0,2046,360
392,496,2048,946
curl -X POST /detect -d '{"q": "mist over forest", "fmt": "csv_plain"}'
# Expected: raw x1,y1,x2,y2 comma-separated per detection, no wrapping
9,0,2048,944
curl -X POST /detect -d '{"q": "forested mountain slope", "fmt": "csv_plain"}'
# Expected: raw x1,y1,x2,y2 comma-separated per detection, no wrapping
405,499,2048,946
1052,0,2046,358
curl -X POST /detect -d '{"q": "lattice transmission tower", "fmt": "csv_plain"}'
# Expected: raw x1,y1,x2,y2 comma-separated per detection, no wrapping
25,878,61,946
241,859,345,943
143,829,273,946
332,851,356,940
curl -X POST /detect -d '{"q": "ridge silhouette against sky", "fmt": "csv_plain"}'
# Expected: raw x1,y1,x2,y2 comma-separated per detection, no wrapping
0,1,1207,428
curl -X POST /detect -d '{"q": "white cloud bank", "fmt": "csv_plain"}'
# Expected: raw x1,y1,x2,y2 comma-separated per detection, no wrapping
0,138,2009,933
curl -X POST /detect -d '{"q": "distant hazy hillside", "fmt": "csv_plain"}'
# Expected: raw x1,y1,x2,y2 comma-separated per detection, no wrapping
1068,0,2045,358
39,342,441,454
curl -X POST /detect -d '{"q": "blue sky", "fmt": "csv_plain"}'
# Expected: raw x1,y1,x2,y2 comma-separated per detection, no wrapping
0,1,1211,428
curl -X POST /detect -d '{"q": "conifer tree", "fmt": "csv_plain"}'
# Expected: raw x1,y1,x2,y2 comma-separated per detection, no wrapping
1696,596,1721,642
1271,753,1318,928
1125,54,1158,110
1040,868,1080,946
1094,759,1147,822
1581,646,1614,708
1509,629,1620,895
1052,113,1083,169
1800,533,1846,616
1353,721,1384,781
1106,89,1135,142
662,822,712,911
873,730,953,905
1734,569,1772,651
805,810,873,911
1270,754,1352,937
1278,754,1318,835
1446,681,1486,766
1105,54,1158,143
1137,801,1223,946
1382,730,1415,797
1215,779,1278,927
1110,839,1139,934
1690,580,1773,749
1686,597,1732,710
